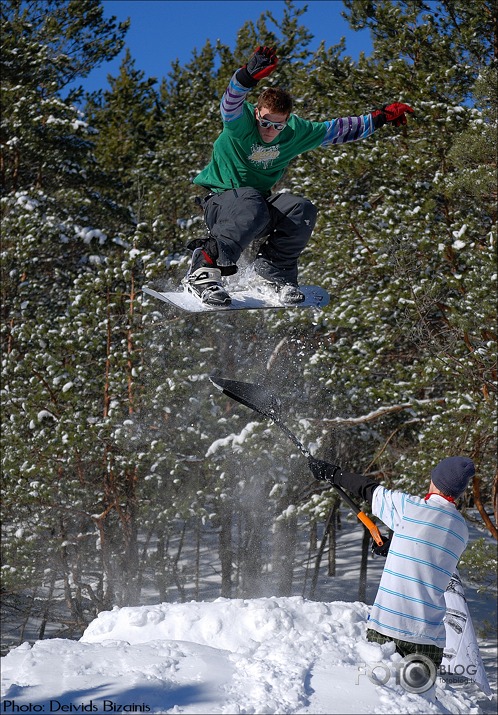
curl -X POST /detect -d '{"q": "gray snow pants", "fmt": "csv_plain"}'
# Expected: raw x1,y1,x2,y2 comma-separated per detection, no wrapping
202,187,318,285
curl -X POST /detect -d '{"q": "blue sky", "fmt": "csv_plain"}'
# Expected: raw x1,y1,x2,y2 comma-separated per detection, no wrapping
80,1,373,93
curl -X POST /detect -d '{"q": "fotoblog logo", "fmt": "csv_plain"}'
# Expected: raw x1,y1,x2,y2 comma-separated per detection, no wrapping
356,653,437,694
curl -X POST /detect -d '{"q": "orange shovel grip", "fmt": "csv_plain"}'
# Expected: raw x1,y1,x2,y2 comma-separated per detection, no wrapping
357,511,384,547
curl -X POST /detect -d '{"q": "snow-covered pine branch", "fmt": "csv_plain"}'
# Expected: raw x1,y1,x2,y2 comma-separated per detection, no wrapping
308,398,445,426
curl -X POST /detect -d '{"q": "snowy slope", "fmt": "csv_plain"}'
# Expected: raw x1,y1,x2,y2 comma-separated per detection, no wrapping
1,597,494,715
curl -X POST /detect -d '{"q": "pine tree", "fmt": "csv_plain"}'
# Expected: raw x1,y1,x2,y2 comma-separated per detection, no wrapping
447,64,497,215
85,49,163,211
1,0,149,638
2,0,129,93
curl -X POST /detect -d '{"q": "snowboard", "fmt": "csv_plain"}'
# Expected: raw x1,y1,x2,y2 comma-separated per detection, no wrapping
142,284,329,313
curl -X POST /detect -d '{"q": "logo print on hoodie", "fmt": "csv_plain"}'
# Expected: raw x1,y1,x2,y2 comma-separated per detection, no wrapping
248,143,280,168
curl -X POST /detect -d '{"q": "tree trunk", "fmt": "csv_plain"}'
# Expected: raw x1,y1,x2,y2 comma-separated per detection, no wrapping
309,508,336,599
328,502,340,577
473,473,498,540
219,502,233,597
240,523,264,598
272,511,298,596
358,528,370,602
195,520,201,600
155,530,168,602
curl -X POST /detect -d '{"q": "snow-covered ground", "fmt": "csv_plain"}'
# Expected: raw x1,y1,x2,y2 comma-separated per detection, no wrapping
2,512,496,714
1,595,496,715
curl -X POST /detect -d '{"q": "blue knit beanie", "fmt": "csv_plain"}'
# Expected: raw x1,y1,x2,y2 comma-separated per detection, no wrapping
431,456,475,498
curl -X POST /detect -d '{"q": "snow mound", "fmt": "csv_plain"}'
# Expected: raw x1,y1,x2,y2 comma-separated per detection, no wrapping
82,596,363,660
1,597,486,714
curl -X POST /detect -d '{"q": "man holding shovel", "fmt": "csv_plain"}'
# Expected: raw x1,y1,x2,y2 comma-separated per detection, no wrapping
308,455,475,667
209,375,489,693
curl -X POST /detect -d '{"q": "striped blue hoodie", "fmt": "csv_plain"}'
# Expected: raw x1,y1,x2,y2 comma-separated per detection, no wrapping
369,488,469,646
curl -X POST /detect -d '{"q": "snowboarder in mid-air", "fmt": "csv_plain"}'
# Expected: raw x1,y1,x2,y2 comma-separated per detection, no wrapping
186,45,414,306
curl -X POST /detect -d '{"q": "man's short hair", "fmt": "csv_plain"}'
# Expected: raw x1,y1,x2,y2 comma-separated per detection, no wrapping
257,87,293,116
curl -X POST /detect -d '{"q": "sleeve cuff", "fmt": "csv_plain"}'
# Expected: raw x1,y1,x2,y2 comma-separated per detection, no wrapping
235,67,259,88
372,112,387,129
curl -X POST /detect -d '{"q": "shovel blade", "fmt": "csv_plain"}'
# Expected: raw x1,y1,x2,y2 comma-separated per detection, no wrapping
209,374,281,419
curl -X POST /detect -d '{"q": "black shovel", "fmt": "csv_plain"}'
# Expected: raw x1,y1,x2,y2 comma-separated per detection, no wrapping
209,374,389,553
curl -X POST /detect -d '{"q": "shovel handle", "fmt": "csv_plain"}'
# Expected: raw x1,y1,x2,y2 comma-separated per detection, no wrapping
330,483,386,548
210,375,388,550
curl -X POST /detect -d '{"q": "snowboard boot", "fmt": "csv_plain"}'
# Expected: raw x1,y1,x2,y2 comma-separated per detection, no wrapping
186,236,238,276
276,283,305,304
259,277,305,305
186,244,231,306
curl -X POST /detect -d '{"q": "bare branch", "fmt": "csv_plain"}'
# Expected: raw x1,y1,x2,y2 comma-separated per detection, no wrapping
472,474,498,540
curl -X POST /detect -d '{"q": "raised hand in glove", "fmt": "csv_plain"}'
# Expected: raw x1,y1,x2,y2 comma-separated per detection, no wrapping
372,102,414,128
308,456,342,483
236,46,278,88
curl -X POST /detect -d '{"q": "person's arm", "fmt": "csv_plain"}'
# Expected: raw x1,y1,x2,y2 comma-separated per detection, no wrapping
308,457,380,505
335,470,380,505
220,46,278,123
320,102,414,146
321,115,376,145
220,72,252,123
